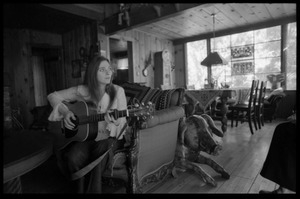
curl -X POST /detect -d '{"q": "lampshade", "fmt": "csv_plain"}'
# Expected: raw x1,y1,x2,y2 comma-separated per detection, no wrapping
201,52,228,66
201,13,228,67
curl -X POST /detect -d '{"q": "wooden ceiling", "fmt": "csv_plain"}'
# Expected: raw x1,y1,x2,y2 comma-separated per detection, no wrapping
135,3,297,42
4,3,296,43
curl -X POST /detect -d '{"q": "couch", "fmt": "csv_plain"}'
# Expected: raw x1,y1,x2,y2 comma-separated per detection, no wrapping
263,94,285,122
101,82,186,193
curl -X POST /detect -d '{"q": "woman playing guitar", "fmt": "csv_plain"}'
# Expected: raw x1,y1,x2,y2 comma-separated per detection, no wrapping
47,55,127,193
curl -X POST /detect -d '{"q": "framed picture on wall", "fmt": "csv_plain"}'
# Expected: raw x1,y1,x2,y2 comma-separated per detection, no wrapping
72,60,82,78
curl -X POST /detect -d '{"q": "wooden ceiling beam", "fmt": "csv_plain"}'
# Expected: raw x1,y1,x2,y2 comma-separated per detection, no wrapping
102,3,204,35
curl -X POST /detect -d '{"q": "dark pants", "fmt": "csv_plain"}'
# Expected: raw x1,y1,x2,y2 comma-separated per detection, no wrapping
58,137,124,193
260,121,296,192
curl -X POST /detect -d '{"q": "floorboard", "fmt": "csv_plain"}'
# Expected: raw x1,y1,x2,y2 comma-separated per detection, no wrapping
18,119,294,194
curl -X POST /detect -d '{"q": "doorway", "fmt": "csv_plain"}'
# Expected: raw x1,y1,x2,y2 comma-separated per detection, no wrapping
31,46,64,106
109,37,133,85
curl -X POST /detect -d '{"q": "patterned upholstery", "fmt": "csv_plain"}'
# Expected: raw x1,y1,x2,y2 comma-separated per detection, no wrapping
121,82,185,111
121,82,150,105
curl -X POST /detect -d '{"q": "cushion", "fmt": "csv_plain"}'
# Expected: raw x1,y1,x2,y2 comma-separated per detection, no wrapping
121,82,150,105
266,87,286,100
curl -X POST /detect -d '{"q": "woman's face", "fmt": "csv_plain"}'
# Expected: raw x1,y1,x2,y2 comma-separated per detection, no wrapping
96,60,113,85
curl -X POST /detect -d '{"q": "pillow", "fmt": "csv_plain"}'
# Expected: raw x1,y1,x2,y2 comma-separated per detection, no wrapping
266,87,285,100
121,82,150,105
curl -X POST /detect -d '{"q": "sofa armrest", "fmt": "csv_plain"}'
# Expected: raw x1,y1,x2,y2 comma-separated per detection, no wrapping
139,106,185,129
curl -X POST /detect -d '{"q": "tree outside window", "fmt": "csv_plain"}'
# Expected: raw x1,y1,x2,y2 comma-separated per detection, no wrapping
186,22,296,90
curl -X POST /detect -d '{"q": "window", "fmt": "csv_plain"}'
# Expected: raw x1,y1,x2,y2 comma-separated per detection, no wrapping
186,40,207,90
186,22,296,90
286,22,296,90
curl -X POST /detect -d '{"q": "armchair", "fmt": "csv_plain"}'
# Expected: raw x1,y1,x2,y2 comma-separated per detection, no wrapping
101,83,186,193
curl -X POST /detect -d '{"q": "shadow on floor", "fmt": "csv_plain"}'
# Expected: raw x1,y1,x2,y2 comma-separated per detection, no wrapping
21,155,126,193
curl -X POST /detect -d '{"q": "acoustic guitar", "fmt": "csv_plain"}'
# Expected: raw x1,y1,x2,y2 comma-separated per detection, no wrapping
48,100,154,150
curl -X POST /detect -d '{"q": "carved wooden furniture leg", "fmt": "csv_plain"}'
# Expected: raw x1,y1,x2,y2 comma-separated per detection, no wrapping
193,154,230,179
220,96,228,133
178,159,217,187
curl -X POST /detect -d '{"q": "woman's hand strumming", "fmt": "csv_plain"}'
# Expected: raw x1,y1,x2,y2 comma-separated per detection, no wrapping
64,111,76,130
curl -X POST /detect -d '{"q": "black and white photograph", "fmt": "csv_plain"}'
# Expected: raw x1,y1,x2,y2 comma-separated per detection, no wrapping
3,3,296,194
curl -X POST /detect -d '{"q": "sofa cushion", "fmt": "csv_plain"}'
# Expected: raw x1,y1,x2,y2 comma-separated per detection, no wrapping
121,82,150,105
121,82,185,111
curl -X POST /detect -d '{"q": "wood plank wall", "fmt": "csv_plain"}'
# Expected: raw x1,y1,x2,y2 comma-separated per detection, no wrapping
62,22,98,88
108,29,176,88
4,28,62,129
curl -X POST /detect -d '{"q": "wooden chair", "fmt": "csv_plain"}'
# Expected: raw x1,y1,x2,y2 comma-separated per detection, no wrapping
228,80,259,134
256,81,267,129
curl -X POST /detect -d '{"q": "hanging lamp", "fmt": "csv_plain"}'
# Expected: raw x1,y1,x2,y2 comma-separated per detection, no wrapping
201,13,228,66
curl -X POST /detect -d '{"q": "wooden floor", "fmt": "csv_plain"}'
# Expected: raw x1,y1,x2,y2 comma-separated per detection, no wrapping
19,119,293,194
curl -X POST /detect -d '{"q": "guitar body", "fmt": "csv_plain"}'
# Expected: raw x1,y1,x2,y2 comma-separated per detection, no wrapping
48,101,98,151
48,100,154,151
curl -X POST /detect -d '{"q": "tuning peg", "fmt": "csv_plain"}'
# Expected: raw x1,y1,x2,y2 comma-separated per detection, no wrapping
141,102,145,106
134,103,139,108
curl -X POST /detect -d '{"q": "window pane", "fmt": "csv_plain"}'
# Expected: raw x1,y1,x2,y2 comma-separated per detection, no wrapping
255,57,281,73
255,41,281,58
186,40,207,89
211,35,230,51
254,26,281,43
286,22,296,90
231,74,255,88
211,48,231,88
231,30,253,46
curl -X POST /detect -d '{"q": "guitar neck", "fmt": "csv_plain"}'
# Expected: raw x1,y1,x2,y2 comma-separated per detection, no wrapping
78,110,128,125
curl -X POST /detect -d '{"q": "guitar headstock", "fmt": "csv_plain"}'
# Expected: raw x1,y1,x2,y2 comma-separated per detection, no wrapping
128,102,155,121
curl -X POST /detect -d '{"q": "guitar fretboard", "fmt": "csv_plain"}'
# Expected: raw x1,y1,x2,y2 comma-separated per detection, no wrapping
78,110,128,125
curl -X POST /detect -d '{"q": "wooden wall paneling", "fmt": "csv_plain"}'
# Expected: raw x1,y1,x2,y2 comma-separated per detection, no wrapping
162,40,170,86
13,29,34,128
127,39,134,83
133,31,141,82
144,33,151,87
70,29,76,86
30,31,62,46
75,27,81,85
64,31,72,88
149,35,156,88
4,29,18,109
85,24,91,53
167,40,176,87
111,28,175,86
32,56,47,106
174,44,185,88
124,30,133,39
97,28,109,58
138,31,146,83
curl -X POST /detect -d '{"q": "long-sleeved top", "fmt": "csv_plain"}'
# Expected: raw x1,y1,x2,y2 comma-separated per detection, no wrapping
47,84,127,141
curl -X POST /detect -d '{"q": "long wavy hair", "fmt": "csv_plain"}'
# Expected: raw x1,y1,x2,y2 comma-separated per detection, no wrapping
83,55,116,109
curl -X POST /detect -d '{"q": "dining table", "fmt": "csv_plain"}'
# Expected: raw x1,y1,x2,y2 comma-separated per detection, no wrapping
185,88,250,133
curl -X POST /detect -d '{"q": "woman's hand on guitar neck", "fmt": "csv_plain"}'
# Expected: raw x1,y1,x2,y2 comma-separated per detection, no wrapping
63,110,76,130
105,111,120,126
